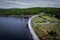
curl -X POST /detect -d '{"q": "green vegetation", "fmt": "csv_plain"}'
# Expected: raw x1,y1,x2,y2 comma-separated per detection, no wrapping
42,15,60,23
32,15,60,40
32,17,45,23
0,7,60,18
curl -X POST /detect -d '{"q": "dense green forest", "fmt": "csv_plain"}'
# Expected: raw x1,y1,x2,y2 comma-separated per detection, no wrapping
0,7,60,17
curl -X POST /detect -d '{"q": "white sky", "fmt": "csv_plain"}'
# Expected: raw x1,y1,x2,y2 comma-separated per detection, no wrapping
0,0,60,8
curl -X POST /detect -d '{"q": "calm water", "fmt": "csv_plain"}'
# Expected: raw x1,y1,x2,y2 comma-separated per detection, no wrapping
0,17,32,40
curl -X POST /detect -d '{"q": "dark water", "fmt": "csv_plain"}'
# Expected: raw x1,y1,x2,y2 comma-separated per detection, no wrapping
0,17,32,40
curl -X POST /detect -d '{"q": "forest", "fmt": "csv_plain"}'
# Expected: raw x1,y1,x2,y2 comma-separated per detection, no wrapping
0,7,60,18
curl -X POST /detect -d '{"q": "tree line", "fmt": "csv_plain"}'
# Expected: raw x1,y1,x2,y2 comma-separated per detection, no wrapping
0,7,60,17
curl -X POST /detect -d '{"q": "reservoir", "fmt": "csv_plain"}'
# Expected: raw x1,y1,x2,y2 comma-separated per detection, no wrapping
0,16,32,40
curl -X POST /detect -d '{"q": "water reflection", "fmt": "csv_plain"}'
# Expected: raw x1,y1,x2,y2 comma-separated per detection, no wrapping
0,17,31,40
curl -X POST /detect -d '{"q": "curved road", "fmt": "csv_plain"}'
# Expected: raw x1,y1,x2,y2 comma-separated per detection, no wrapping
28,15,40,40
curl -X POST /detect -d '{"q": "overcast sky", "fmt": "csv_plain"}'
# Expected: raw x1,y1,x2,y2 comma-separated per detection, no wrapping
0,0,60,8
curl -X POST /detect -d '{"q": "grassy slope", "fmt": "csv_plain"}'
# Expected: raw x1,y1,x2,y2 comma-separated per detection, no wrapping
32,15,60,40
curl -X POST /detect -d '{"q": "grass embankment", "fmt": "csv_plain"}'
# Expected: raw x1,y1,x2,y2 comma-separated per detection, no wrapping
32,15,60,40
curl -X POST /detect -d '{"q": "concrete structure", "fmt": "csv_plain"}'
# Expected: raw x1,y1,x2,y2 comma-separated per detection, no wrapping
28,15,40,40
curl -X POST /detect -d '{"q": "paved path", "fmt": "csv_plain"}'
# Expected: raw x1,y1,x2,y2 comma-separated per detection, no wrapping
28,15,40,40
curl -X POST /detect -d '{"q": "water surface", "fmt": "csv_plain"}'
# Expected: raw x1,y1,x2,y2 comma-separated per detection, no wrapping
0,17,32,40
